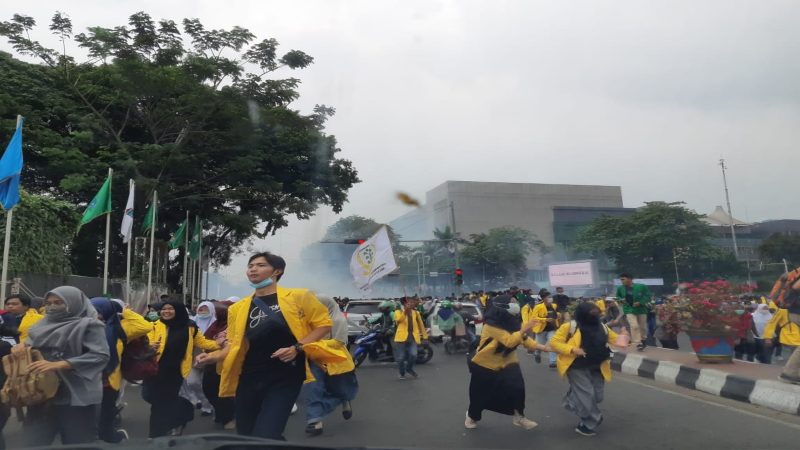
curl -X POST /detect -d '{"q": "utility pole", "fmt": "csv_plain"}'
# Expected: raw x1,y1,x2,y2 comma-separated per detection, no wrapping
719,158,740,260
449,201,461,295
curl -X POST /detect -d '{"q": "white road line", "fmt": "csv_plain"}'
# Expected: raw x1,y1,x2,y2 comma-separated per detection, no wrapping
617,374,800,432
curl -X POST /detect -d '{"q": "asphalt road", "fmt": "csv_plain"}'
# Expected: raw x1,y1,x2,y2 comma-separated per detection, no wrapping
6,346,800,449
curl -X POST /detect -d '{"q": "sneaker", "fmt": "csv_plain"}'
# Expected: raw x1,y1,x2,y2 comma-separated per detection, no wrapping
223,420,236,431
398,374,406,380
575,424,597,436
776,355,784,361
534,354,542,364
116,429,129,442
305,421,323,436
342,401,353,420
512,414,538,430
201,410,213,417
291,403,298,415
407,369,419,379
465,412,478,429
778,373,800,385
636,342,647,352
548,363,557,369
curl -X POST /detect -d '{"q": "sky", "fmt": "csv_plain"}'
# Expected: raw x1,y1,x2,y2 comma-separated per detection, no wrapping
4,1,800,294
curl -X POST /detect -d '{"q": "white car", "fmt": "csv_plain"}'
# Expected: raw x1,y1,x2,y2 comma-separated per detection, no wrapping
428,302,484,339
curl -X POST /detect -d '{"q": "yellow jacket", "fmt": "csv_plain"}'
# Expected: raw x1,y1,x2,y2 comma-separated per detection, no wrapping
148,319,220,379
304,339,354,375
392,309,428,343
763,309,800,346
549,322,619,382
471,324,538,371
18,308,43,343
521,304,534,324
595,299,606,314
530,302,558,334
108,309,154,391
219,287,333,398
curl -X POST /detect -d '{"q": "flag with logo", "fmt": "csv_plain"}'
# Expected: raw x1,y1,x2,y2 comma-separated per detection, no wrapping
120,181,134,243
168,217,188,249
79,173,112,230
0,117,24,210
189,216,202,260
349,226,398,291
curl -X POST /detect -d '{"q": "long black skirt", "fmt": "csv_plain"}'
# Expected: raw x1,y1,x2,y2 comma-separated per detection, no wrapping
143,367,194,438
467,362,525,421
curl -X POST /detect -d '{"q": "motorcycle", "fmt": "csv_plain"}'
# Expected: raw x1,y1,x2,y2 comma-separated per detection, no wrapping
443,326,473,355
352,325,434,367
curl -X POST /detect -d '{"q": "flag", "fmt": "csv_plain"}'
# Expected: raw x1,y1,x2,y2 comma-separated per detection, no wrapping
79,173,112,230
0,118,24,210
120,181,134,243
350,226,398,292
141,198,156,233
168,217,188,249
189,216,202,260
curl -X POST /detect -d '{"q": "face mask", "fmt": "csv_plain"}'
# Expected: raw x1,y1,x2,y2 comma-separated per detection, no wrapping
249,277,274,289
507,302,521,316
196,311,212,319
146,311,160,321
45,305,69,320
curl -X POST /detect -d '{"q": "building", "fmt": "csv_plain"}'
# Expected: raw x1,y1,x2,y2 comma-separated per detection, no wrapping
703,205,800,261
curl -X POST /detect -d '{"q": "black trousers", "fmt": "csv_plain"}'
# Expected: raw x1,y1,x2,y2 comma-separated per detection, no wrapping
0,403,9,450
97,387,120,442
202,365,235,424
235,375,304,440
23,404,97,447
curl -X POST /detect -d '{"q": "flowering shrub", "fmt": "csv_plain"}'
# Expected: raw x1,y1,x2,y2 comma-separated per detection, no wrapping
657,280,749,335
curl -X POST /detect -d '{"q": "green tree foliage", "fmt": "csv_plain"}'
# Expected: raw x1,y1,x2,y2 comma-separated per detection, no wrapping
575,201,743,282
758,233,800,265
0,191,79,274
461,226,547,284
0,12,359,283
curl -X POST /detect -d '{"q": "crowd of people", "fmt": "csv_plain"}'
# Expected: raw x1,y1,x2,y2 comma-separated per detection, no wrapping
0,258,798,446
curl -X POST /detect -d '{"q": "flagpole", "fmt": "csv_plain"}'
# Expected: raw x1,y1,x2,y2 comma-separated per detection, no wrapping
146,190,157,304
0,115,22,307
189,253,196,306
102,167,113,295
182,211,189,304
197,234,203,302
125,178,134,302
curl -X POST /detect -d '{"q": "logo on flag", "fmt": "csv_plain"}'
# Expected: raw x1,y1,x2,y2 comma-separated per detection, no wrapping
349,226,398,292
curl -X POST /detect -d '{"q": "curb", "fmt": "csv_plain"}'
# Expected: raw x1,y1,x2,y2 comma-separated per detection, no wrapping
611,352,800,415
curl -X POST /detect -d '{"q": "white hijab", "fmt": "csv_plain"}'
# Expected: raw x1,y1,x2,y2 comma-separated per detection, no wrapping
193,300,216,334
752,304,773,337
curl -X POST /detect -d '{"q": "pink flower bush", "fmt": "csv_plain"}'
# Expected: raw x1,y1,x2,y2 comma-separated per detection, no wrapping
657,280,744,335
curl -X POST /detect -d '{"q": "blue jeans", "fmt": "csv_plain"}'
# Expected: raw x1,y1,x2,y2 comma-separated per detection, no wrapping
394,340,418,375
536,330,557,364
306,362,359,424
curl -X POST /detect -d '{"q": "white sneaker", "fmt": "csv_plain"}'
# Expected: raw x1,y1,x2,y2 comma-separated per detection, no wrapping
512,414,538,430
291,403,299,415
465,412,477,429
224,420,236,431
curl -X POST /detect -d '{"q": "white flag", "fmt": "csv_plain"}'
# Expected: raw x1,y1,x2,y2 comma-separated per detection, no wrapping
120,180,135,243
350,226,398,291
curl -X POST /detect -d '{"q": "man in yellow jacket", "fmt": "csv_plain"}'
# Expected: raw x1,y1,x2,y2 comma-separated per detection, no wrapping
393,297,428,380
763,279,800,384
2,294,43,343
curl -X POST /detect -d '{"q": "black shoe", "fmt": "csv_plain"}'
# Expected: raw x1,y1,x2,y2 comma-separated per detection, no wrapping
548,363,557,369
575,424,597,436
407,369,419,379
637,342,647,352
306,421,323,436
597,416,604,427
342,401,353,420
201,410,213,417
534,354,542,364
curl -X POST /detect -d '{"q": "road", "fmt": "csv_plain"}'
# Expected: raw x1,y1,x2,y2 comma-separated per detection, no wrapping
5,346,800,449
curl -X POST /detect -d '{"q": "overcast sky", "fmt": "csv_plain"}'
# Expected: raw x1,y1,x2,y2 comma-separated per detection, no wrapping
5,1,800,293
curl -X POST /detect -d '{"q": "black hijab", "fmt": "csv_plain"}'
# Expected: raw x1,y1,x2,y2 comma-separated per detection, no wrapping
159,301,191,373
484,294,521,334
575,302,610,364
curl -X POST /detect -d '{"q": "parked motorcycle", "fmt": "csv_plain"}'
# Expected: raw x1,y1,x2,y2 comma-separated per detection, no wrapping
352,325,434,367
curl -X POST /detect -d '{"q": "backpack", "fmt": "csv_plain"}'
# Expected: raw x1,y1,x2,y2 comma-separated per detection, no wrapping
120,336,158,382
0,348,59,407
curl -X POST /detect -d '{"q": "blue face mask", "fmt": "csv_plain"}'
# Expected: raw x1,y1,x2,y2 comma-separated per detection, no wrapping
249,277,274,289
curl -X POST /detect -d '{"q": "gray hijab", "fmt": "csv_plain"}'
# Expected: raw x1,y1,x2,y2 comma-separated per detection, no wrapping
27,286,110,406
317,295,348,344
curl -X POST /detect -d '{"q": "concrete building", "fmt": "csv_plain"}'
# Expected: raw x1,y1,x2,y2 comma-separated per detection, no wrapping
389,181,626,272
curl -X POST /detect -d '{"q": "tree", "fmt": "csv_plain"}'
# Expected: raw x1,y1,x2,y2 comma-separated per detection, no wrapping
575,201,742,283
758,233,800,265
0,191,79,274
460,226,547,286
0,12,359,285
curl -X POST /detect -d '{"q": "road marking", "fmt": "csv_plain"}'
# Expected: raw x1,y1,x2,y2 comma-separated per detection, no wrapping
617,374,800,431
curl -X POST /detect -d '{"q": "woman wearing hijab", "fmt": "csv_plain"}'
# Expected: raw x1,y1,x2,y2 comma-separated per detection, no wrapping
195,252,332,441
550,302,622,437
16,286,110,446
752,304,774,364
90,297,152,443
183,301,216,415
201,301,236,429
145,301,220,437
465,294,544,430
304,295,358,436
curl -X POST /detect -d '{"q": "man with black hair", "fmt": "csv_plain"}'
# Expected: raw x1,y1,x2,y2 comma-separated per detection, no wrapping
1,294,42,343
392,297,428,379
615,273,652,351
553,287,571,321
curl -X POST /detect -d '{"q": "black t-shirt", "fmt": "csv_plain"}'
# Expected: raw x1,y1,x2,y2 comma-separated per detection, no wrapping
553,294,570,312
543,303,558,332
624,286,634,305
241,294,305,382
405,310,414,342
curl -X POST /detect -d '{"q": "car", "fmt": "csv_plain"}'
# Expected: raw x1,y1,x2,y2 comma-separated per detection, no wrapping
343,299,392,342
428,301,484,339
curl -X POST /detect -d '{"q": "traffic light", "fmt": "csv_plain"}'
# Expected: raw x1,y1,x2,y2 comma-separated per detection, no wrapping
344,239,367,245
455,268,463,285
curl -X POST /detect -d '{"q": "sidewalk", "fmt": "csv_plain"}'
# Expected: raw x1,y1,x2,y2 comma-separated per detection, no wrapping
611,347,800,415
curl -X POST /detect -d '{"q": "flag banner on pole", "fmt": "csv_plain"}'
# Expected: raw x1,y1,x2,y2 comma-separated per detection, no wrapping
0,118,24,210
350,225,398,292
168,217,188,249
79,173,112,230
121,180,134,243
189,216,202,260
141,198,156,233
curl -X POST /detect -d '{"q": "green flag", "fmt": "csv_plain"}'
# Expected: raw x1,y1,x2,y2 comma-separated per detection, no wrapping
78,174,112,230
141,200,157,233
189,216,202,260
168,218,188,249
